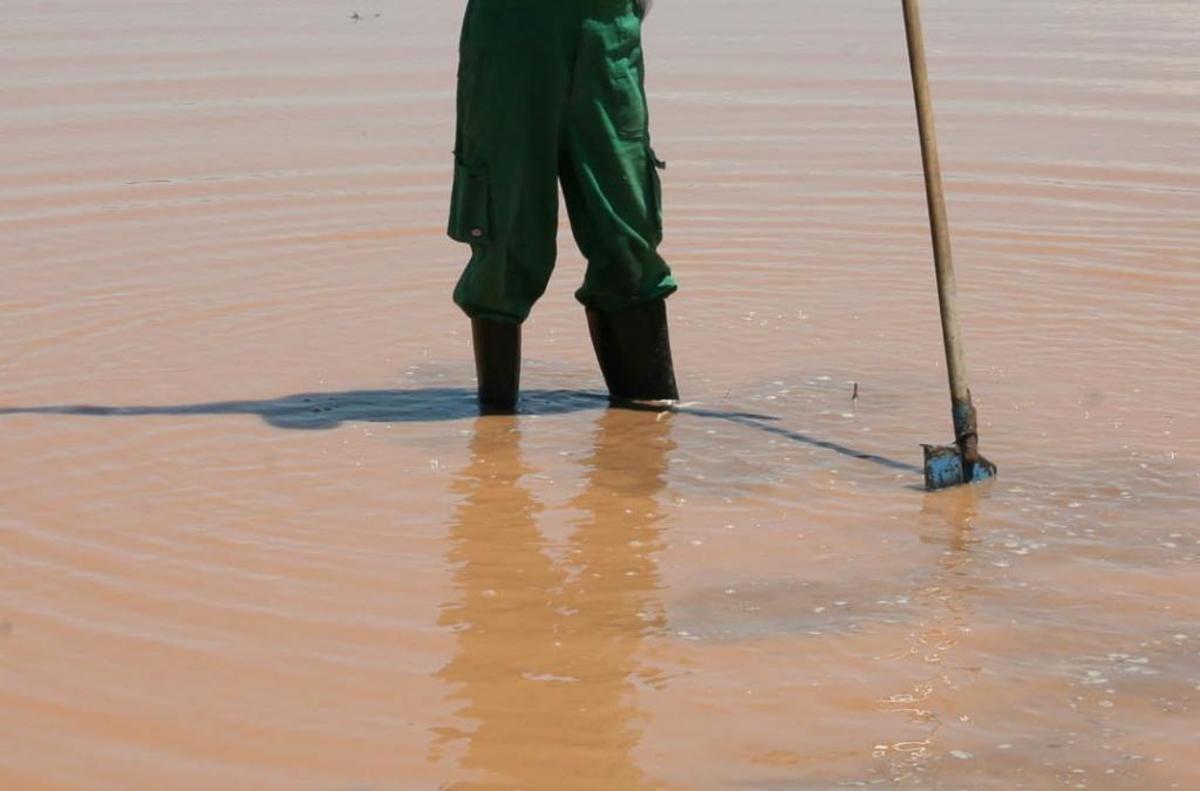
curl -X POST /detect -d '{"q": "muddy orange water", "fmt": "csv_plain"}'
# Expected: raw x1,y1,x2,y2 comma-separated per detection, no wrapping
2,1,1198,789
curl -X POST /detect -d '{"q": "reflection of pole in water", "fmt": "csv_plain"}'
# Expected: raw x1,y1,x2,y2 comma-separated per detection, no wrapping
875,490,981,779
435,411,674,790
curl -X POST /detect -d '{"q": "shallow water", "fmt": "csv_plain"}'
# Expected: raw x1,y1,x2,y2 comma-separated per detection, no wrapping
2,1,1198,789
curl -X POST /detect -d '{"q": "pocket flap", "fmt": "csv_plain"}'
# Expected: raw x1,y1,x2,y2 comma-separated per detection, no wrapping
448,159,491,244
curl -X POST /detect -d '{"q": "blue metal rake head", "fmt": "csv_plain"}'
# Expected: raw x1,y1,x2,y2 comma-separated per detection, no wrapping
922,443,997,491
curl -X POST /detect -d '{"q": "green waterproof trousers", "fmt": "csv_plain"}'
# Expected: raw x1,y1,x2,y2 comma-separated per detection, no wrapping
449,0,678,324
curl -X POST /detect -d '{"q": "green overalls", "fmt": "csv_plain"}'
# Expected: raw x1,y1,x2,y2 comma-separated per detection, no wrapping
449,0,678,324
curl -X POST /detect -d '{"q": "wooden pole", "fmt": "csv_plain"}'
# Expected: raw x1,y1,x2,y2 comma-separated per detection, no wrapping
902,0,981,463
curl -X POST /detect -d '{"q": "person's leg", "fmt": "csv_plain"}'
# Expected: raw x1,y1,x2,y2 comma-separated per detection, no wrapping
470,319,521,415
560,6,679,402
585,298,678,403
449,1,569,411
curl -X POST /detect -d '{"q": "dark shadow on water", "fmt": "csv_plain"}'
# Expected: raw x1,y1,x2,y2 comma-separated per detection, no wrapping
0,387,919,473
685,406,919,473
0,388,601,430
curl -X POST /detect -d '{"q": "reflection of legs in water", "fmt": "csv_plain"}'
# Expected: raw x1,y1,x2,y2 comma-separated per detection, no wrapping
436,411,674,790
556,409,675,787
562,408,673,664
436,420,564,788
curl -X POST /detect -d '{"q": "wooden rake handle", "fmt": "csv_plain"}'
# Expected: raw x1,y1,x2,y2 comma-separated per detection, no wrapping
902,0,980,457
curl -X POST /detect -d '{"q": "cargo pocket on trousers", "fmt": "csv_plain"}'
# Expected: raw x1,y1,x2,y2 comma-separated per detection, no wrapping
648,147,665,237
610,60,649,140
448,159,491,244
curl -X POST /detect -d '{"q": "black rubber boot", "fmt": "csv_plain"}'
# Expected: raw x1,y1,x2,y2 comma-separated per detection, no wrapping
471,319,521,414
586,299,680,405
